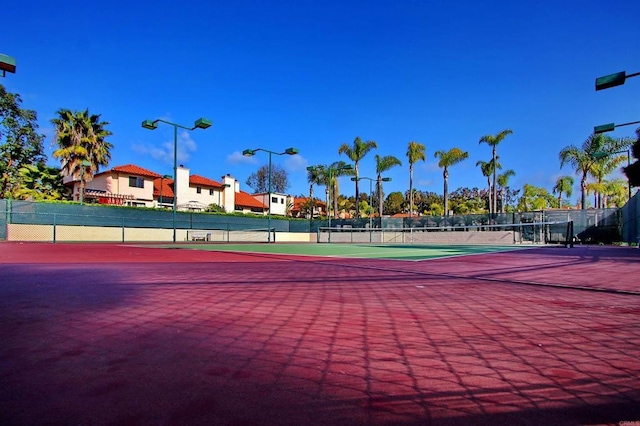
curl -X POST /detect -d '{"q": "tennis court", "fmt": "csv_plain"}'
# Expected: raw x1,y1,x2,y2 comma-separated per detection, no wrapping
1,241,639,425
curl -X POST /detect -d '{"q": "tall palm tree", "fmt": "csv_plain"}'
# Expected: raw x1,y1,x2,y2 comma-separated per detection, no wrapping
497,169,515,213
406,141,426,217
479,129,512,214
52,109,113,183
338,136,377,218
307,166,324,219
559,133,623,210
375,154,402,217
476,158,501,213
589,152,627,208
552,176,574,209
434,148,469,216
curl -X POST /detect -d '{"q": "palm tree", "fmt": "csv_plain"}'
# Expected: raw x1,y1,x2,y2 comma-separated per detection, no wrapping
406,141,426,217
307,167,324,219
476,158,501,213
552,176,574,209
559,133,623,210
589,152,627,208
52,109,113,183
479,129,512,214
375,154,402,217
497,169,515,213
434,148,469,216
13,163,66,201
338,136,377,218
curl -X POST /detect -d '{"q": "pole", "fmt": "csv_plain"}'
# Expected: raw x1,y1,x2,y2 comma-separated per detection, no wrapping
80,164,85,205
369,179,373,242
267,151,272,243
173,124,178,243
628,150,632,201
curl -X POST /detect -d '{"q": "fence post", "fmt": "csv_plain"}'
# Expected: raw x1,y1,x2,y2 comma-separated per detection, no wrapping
122,217,125,242
53,213,57,243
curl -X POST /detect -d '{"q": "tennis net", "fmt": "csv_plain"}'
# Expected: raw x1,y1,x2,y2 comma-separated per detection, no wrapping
186,228,275,243
317,221,574,245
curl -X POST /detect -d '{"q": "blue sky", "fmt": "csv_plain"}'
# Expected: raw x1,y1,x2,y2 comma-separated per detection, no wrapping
4,0,639,203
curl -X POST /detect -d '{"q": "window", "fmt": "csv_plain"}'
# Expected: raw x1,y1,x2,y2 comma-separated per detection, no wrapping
209,189,214,195
128,177,144,188
281,198,285,204
196,186,201,194
271,196,278,203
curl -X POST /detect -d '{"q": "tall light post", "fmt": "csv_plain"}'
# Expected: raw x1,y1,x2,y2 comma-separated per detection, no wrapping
351,176,391,229
79,160,91,205
243,147,299,243
142,117,211,242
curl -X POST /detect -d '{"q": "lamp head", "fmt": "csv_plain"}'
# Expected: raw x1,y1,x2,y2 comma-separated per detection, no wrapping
0,53,16,74
141,120,158,130
284,147,299,155
341,164,354,171
350,177,359,181
594,123,615,134
381,177,392,182
592,151,610,159
243,149,256,157
194,117,212,129
595,71,626,91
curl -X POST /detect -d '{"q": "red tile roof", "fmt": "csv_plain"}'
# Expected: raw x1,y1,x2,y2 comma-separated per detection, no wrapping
109,164,161,178
235,191,267,209
190,174,223,188
292,197,326,210
153,177,175,198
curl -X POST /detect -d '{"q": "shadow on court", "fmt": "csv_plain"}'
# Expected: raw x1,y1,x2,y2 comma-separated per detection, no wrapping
0,243,639,425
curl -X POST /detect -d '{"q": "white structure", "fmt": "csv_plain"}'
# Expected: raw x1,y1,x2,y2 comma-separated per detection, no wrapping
69,164,268,214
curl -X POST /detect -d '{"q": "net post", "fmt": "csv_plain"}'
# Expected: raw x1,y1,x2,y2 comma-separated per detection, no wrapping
566,220,574,248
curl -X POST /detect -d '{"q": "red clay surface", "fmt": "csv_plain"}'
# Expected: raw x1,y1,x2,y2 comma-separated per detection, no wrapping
1,242,639,425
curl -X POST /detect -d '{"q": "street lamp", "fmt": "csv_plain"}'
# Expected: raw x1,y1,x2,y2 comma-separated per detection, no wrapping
0,53,16,77
307,164,353,232
79,160,91,205
351,176,391,230
594,121,640,134
142,117,212,242
592,149,633,201
595,70,640,91
243,147,299,243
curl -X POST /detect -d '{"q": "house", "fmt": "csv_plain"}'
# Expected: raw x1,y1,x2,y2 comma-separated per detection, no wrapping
75,164,268,214
290,197,327,218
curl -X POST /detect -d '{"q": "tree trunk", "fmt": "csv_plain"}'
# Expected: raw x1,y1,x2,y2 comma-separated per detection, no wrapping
409,165,414,218
443,169,449,216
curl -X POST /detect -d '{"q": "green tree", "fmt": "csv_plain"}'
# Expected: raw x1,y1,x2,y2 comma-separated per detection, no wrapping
603,179,628,208
552,176,574,209
52,109,113,183
13,163,66,200
246,164,290,193
384,191,405,215
406,141,426,217
496,169,515,213
476,158,501,213
590,149,628,208
623,128,640,187
559,133,626,210
307,166,324,220
0,84,46,198
479,129,512,214
338,136,377,218
517,184,556,211
375,154,402,217
434,148,469,216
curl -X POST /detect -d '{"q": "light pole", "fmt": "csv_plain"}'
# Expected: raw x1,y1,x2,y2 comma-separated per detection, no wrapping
351,176,391,229
243,147,299,243
142,117,211,242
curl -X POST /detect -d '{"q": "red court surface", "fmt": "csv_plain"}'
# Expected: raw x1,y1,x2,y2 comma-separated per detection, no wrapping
1,242,639,425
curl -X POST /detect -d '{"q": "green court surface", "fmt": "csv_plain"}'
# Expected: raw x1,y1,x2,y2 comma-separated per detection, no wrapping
168,243,532,260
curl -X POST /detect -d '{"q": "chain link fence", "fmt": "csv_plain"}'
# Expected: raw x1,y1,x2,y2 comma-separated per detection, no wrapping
1,199,635,244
